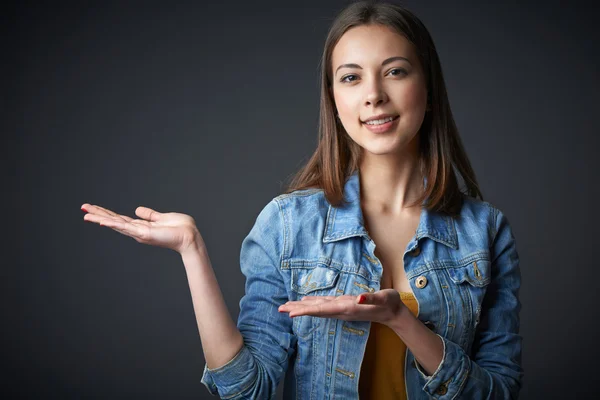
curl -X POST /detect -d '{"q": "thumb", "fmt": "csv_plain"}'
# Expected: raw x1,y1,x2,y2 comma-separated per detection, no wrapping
135,206,162,222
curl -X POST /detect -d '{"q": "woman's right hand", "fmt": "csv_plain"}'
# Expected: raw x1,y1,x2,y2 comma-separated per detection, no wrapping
81,203,204,255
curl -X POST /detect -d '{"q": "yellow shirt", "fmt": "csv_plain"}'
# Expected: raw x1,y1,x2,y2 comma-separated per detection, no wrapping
358,292,419,399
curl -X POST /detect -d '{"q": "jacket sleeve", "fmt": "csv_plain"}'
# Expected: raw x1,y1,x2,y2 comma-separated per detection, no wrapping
200,198,296,399
415,207,524,399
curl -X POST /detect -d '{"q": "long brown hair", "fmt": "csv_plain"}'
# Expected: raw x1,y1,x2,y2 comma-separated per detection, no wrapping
282,0,483,216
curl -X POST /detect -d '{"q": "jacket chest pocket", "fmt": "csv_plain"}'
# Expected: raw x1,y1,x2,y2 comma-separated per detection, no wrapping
290,264,341,339
446,258,491,347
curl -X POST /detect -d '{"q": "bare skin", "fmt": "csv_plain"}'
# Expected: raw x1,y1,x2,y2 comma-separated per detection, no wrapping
81,203,244,370
81,204,199,253
363,205,420,293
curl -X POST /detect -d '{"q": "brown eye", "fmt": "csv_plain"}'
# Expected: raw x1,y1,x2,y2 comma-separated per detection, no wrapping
389,68,407,76
340,74,359,83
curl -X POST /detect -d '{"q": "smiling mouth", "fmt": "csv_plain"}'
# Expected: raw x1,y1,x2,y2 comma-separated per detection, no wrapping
361,115,399,125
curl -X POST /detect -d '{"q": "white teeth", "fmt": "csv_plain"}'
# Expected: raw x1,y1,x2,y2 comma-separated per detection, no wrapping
364,116,395,125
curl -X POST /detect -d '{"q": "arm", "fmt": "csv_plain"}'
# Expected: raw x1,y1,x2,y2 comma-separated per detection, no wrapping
181,244,244,370
81,200,290,397
197,199,295,399
390,208,524,399
388,308,444,376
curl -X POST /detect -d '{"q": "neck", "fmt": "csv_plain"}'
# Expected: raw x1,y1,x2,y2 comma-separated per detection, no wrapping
358,146,423,218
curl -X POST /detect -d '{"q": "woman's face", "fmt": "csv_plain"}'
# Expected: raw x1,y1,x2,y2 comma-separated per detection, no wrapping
331,24,428,157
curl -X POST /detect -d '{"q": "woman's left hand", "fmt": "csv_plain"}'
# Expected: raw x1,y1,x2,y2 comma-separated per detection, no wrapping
278,288,407,326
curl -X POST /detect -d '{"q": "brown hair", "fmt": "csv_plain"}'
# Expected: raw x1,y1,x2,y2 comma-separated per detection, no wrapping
282,0,483,216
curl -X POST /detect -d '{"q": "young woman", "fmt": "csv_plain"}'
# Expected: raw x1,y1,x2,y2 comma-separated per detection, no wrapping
82,1,523,398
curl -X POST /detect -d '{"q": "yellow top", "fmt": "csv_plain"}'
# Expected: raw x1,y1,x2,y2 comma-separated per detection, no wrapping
358,291,419,400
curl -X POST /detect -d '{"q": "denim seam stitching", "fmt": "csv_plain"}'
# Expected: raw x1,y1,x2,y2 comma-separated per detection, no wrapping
204,346,246,373
449,361,470,400
275,197,290,263
220,370,259,400
405,252,490,279
276,189,322,200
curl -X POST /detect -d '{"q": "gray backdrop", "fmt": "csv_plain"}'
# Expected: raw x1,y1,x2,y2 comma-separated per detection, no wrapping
5,0,599,398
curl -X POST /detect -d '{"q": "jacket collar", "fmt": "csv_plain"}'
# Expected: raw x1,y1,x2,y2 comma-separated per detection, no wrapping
323,170,458,249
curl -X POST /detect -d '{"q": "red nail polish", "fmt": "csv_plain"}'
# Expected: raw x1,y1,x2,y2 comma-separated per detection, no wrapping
81,208,88,213
358,295,365,304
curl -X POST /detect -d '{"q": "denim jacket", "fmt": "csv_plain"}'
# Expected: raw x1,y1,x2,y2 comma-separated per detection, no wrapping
201,170,523,399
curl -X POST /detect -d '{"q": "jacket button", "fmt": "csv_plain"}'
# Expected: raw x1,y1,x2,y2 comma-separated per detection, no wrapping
415,275,428,289
409,246,421,257
435,383,448,395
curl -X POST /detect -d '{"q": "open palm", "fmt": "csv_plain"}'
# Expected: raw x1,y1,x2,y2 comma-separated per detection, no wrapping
81,203,201,254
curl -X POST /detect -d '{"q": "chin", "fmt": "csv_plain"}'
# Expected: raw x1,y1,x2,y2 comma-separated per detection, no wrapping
357,133,416,156
360,141,403,156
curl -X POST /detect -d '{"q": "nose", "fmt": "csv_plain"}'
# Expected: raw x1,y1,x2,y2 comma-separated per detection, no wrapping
364,77,388,107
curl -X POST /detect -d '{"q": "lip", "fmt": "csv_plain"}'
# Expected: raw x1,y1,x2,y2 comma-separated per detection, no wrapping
361,113,398,123
362,115,399,134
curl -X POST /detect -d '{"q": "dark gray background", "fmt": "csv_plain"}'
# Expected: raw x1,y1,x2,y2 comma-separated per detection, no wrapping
5,0,599,398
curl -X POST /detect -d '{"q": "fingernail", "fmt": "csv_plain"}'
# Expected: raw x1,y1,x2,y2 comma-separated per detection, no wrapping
81,208,88,213
358,295,365,304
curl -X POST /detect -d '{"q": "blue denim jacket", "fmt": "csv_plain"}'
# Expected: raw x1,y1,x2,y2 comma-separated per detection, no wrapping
201,170,523,399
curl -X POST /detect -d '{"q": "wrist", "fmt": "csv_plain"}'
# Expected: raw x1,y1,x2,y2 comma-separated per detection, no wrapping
387,303,415,334
179,232,208,261
180,230,207,258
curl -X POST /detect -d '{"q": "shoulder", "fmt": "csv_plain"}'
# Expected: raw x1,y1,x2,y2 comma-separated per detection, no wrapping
252,188,327,232
275,187,324,201
456,195,515,245
245,189,328,261
273,188,328,213
458,194,499,218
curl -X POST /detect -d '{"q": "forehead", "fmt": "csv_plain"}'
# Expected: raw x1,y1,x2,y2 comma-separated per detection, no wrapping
332,24,416,66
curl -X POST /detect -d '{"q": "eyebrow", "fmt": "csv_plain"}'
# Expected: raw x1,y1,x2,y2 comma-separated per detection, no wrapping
335,56,411,75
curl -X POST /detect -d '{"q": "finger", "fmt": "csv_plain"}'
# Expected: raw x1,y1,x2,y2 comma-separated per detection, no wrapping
334,295,356,301
357,293,376,304
101,220,140,241
300,295,355,302
301,296,336,301
296,297,336,307
357,291,390,305
96,205,136,223
289,307,339,318
98,217,145,240
82,204,118,217
288,295,355,308
281,295,355,312
280,301,319,312
135,206,161,222
95,205,119,217
82,204,133,222
85,214,133,231
290,301,347,317
280,300,314,309
83,213,109,225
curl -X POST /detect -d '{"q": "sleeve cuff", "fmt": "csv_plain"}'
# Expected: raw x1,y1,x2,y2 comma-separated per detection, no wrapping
200,345,257,398
414,334,470,398
200,363,219,396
